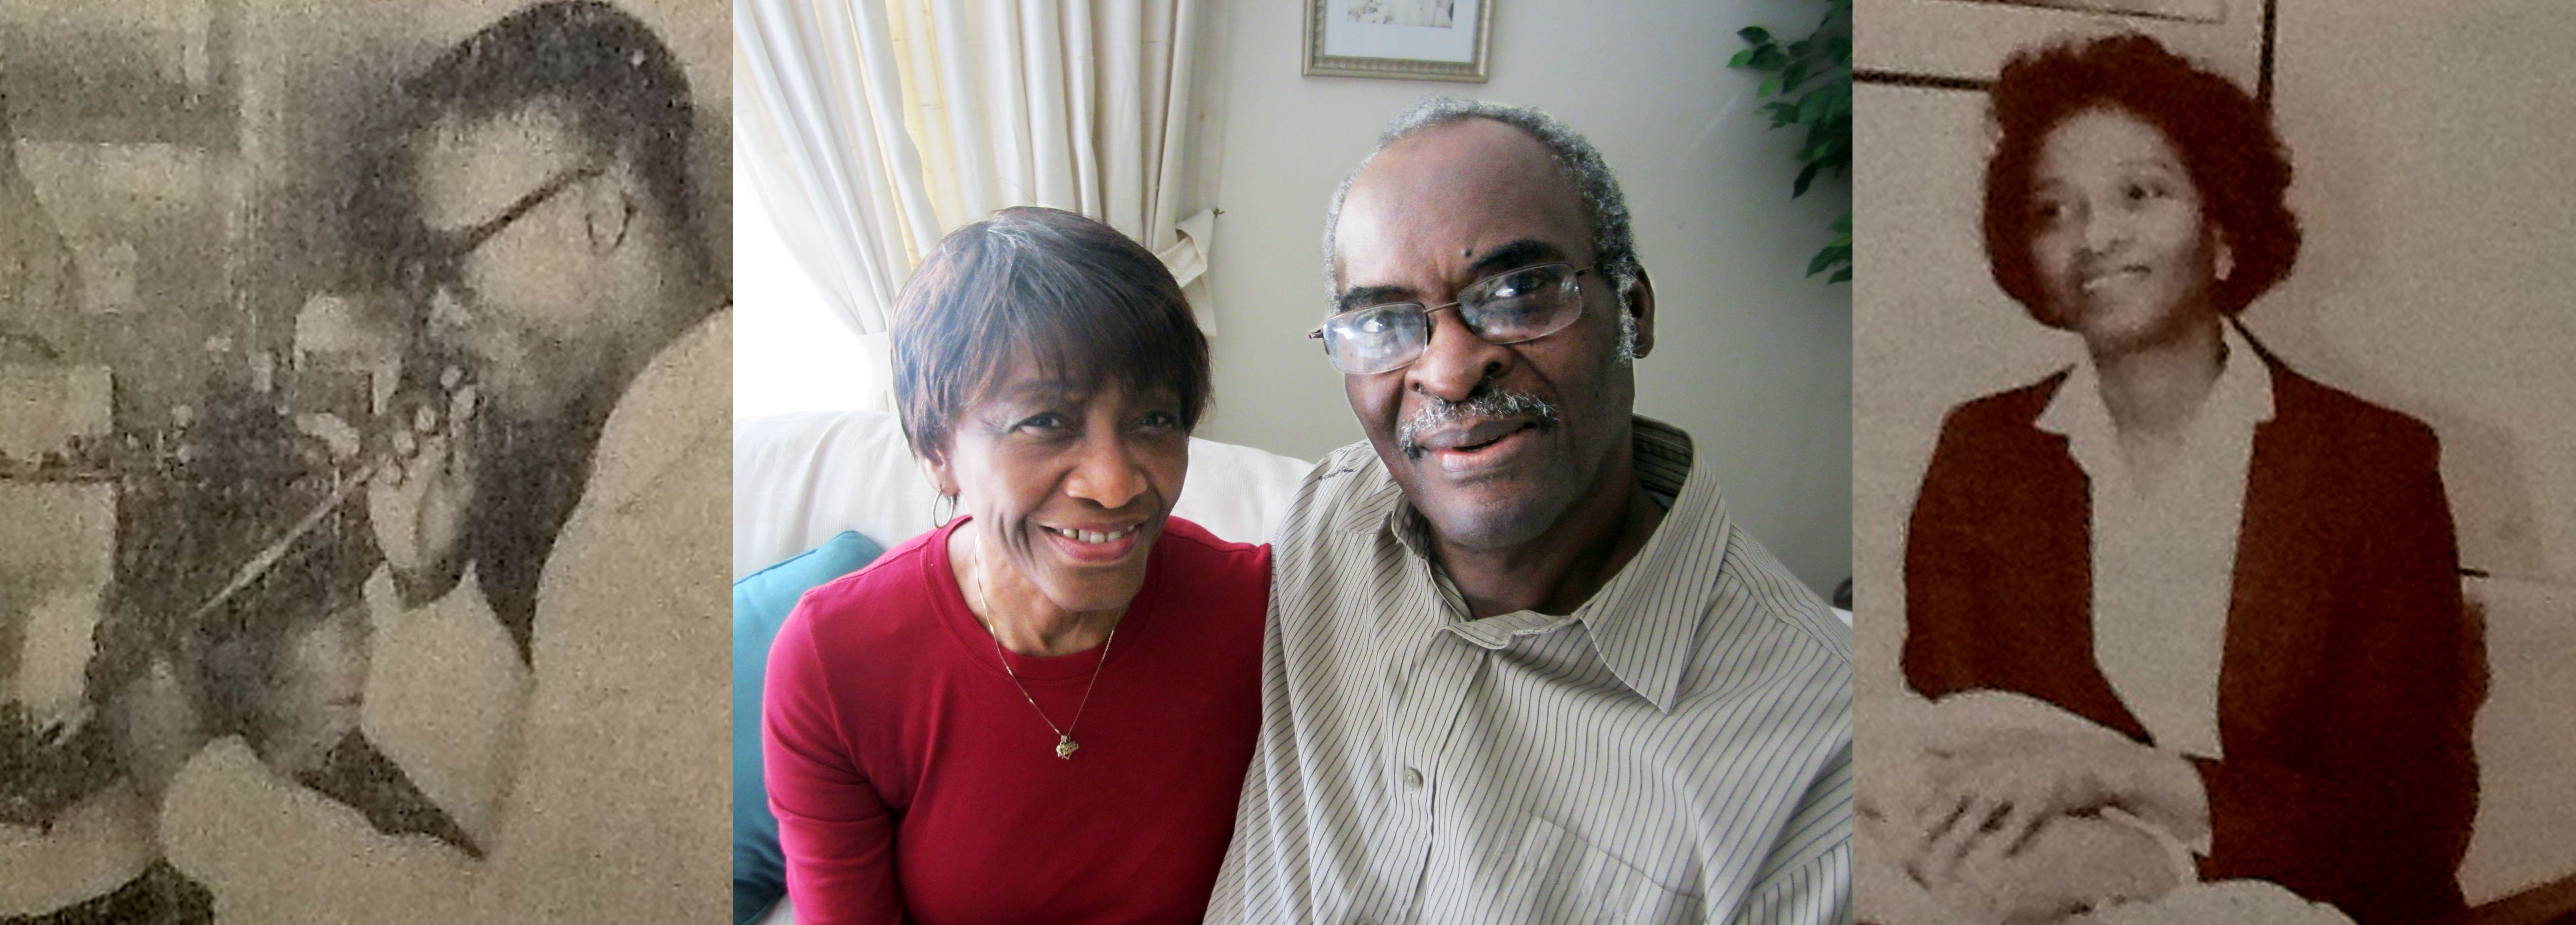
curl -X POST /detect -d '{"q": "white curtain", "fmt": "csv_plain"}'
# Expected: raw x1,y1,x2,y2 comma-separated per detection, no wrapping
733,0,1218,412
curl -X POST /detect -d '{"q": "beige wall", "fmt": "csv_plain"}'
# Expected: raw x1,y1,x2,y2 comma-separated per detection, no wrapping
1192,0,1854,595
2264,0,2576,582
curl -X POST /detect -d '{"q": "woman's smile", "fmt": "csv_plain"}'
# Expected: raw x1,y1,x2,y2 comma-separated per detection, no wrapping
1035,519,1151,565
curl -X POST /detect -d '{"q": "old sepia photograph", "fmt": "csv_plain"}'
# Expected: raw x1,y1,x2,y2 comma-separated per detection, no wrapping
1855,1,2576,924
2,0,729,921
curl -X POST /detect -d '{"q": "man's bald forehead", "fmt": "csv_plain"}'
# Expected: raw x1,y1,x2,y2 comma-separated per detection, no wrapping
1360,117,1576,202
1334,117,1590,277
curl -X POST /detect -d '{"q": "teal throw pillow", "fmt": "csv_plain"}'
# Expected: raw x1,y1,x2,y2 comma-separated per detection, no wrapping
733,530,882,925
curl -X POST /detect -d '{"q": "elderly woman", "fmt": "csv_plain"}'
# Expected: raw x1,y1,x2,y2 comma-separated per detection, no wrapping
763,207,1267,924
1898,34,2479,925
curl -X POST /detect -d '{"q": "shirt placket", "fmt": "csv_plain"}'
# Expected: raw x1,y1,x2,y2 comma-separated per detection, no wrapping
1361,554,1489,925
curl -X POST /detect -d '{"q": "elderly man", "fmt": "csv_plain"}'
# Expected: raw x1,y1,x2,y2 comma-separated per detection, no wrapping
1209,99,1852,924
374,2,730,920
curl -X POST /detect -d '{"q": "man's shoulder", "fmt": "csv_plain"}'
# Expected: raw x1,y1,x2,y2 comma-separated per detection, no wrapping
1272,440,1396,547
1635,519,1850,744
582,308,732,517
1668,528,1850,808
1706,527,1852,668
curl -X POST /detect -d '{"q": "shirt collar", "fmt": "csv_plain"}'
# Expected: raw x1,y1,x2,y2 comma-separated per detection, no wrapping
1336,416,1724,713
2035,320,2276,467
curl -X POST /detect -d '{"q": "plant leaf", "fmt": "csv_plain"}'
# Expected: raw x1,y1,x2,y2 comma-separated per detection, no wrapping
1797,87,1835,123
1734,0,1854,290
1794,158,1827,197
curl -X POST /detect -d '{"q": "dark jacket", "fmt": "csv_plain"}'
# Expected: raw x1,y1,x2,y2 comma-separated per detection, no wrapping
1904,343,2483,925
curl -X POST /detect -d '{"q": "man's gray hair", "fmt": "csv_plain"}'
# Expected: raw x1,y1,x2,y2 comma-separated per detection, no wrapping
1322,97,1642,363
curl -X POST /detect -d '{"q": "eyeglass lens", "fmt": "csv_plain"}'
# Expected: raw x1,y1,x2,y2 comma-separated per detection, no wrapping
399,165,600,304
1319,263,1585,375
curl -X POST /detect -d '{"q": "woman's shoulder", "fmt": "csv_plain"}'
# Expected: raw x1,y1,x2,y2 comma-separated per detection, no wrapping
1919,369,2079,468
1939,368,2075,433
1153,516,1269,567
1147,517,1272,604
783,528,949,641
2264,360,2440,459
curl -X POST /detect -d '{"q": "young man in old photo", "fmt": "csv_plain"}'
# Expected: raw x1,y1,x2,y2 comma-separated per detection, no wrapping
368,2,731,920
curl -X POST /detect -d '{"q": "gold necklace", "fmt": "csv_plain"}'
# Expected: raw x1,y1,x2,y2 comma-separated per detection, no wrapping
970,544,1120,760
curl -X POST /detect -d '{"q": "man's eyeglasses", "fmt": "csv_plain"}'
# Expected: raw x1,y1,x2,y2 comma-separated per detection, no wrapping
399,164,605,302
1307,262,1592,375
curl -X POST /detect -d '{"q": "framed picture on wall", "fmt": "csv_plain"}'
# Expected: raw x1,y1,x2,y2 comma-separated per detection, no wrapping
1856,0,2273,99
1303,0,1491,83
1953,0,2222,24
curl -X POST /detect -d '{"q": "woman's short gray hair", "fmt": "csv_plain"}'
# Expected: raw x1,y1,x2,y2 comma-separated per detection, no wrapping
1322,97,1642,362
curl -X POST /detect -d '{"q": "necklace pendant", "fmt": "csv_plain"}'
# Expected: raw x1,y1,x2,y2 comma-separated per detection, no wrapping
1055,735,1079,760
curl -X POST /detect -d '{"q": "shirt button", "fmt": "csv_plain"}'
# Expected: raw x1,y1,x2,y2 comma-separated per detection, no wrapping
1403,767,1424,789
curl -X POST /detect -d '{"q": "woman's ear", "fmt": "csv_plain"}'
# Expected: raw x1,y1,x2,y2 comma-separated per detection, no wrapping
2212,233,2235,283
920,447,960,497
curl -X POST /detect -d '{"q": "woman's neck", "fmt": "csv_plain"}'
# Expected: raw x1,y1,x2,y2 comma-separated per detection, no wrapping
2089,314,2229,493
2091,314,2227,440
946,527,1122,658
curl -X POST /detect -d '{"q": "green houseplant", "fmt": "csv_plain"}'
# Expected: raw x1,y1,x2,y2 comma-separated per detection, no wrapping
1730,0,1852,283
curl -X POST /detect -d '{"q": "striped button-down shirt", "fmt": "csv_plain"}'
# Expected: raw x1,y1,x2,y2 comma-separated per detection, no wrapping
1209,417,1852,925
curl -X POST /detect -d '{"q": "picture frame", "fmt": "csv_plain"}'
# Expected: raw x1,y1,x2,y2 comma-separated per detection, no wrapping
1953,0,2223,25
1855,0,2274,101
1303,0,1492,83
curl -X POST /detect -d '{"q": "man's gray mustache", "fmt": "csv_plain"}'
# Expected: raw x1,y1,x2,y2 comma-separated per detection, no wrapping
1397,387,1561,459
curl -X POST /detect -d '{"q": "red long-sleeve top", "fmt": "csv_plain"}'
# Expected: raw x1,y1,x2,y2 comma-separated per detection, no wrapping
763,516,1267,925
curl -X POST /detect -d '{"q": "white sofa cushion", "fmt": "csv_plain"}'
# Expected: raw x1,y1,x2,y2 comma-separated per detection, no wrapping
732,410,1311,579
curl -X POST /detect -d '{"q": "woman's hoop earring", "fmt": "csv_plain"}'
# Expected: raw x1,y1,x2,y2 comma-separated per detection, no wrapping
933,492,960,528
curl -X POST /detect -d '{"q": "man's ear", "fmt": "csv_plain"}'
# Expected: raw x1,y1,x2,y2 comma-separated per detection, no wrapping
1625,266,1656,360
581,168,636,254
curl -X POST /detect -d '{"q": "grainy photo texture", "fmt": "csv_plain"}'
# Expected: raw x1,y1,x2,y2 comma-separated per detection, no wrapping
1856,4,2576,925
2,1,730,922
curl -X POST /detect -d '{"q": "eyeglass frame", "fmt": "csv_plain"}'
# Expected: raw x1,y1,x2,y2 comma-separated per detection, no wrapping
1305,261,1596,375
398,163,607,302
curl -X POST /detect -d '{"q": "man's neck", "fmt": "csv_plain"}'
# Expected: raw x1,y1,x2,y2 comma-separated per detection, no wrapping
594,260,725,406
1429,435,1668,620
